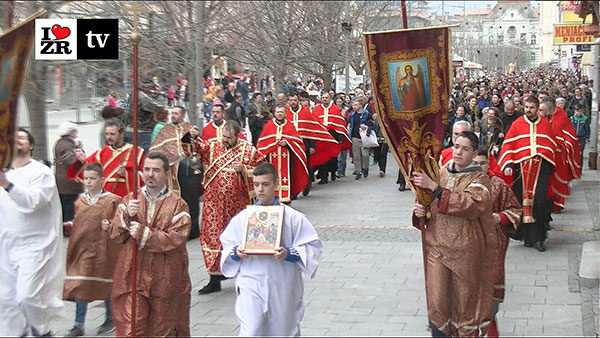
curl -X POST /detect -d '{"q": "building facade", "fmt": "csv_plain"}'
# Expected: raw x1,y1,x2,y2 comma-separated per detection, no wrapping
449,1,541,71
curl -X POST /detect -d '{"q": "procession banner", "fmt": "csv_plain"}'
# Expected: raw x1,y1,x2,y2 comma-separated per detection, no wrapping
363,26,452,206
0,10,45,169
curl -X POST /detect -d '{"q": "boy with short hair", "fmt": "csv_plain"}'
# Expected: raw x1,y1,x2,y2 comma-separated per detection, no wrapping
63,163,121,336
220,162,322,336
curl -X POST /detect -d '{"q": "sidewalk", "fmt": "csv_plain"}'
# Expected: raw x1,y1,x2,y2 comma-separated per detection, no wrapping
47,154,599,336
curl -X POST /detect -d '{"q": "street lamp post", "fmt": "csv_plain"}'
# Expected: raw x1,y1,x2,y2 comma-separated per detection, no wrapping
342,21,352,94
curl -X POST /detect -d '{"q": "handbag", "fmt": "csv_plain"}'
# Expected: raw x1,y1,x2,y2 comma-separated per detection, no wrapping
359,128,379,148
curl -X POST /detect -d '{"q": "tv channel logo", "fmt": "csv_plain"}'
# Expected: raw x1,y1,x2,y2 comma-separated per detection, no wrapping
35,19,118,60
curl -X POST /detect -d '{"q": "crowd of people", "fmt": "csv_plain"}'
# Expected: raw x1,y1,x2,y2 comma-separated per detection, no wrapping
0,63,595,337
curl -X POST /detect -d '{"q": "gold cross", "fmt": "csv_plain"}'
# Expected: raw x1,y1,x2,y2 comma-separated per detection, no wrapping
122,1,148,34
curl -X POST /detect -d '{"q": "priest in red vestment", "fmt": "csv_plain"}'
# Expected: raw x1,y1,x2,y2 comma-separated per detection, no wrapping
286,92,338,197
257,105,308,203
312,92,352,184
538,100,582,212
185,120,266,294
498,96,556,252
202,100,246,142
105,153,192,337
67,119,144,198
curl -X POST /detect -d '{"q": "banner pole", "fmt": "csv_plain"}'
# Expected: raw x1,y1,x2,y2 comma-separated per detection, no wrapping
123,2,147,336
401,0,408,29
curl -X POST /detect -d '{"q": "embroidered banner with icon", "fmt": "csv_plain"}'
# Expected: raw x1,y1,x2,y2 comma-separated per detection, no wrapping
0,11,44,169
363,26,451,205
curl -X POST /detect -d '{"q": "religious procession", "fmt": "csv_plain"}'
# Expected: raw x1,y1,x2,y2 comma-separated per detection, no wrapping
0,1,599,337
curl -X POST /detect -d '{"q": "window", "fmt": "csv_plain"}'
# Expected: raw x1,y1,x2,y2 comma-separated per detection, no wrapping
498,34,504,43
531,34,536,45
508,26,517,39
511,12,514,18
530,52,536,60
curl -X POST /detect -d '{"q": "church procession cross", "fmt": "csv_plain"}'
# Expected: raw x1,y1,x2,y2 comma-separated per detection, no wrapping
121,1,148,337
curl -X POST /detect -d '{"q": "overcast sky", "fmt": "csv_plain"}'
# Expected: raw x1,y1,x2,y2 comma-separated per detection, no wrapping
432,1,539,15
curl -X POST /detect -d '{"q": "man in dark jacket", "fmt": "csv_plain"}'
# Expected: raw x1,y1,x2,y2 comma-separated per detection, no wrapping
53,122,84,236
228,92,246,128
247,93,271,146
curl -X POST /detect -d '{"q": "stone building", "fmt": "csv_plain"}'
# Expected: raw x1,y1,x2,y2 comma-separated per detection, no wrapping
448,1,541,71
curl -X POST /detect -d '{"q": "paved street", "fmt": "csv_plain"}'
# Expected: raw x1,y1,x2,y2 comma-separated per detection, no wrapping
42,113,599,336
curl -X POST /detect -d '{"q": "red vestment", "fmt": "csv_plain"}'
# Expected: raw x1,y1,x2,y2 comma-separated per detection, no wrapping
108,188,192,336
63,192,121,302
202,121,246,142
190,139,265,274
257,119,308,202
548,107,582,212
67,144,145,197
498,116,556,223
286,105,338,168
312,102,352,151
438,147,453,167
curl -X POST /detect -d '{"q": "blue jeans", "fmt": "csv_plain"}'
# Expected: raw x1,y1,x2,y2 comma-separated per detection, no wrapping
337,150,348,175
75,296,112,327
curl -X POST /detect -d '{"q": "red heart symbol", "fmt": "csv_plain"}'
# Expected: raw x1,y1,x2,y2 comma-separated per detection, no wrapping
51,24,71,40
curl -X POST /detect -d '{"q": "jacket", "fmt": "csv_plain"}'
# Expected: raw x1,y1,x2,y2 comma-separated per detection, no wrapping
349,109,374,138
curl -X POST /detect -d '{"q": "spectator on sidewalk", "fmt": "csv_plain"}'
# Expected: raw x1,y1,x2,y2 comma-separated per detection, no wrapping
53,122,84,236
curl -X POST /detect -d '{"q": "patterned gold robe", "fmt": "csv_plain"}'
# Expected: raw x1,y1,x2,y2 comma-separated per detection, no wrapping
63,191,121,302
414,163,498,337
107,188,192,337
489,175,522,303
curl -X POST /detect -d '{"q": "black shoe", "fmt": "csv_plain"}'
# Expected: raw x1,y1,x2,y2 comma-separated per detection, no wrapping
97,319,115,334
330,174,336,182
534,241,546,252
66,327,84,337
318,179,328,185
355,173,362,180
398,184,406,191
291,194,298,201
302,184,310,196
524,241,534,248
362,168,369,178
198,280,222,294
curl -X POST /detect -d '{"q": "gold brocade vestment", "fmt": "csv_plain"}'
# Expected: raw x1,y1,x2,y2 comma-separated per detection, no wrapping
63,192,121,302
107,189,192,337
414,164,498,337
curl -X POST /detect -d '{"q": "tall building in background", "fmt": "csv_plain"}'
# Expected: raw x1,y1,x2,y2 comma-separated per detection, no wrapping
448,1,541,71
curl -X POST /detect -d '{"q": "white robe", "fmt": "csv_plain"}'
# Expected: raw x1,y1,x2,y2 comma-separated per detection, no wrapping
220,204,322,337
0,160,65,335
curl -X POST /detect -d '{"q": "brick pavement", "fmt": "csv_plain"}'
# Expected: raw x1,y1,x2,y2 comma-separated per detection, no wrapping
45,139,598,336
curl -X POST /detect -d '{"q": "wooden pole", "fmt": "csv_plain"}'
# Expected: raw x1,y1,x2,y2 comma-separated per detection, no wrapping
401,0,408,29
7,0,14,28
123,2,147,336
130,35,140,337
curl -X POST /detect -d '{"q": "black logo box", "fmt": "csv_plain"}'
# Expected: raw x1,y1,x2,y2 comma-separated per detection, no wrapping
77,19,119,60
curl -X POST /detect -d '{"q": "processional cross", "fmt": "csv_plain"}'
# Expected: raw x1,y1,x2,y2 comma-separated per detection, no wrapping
121,2,148,337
